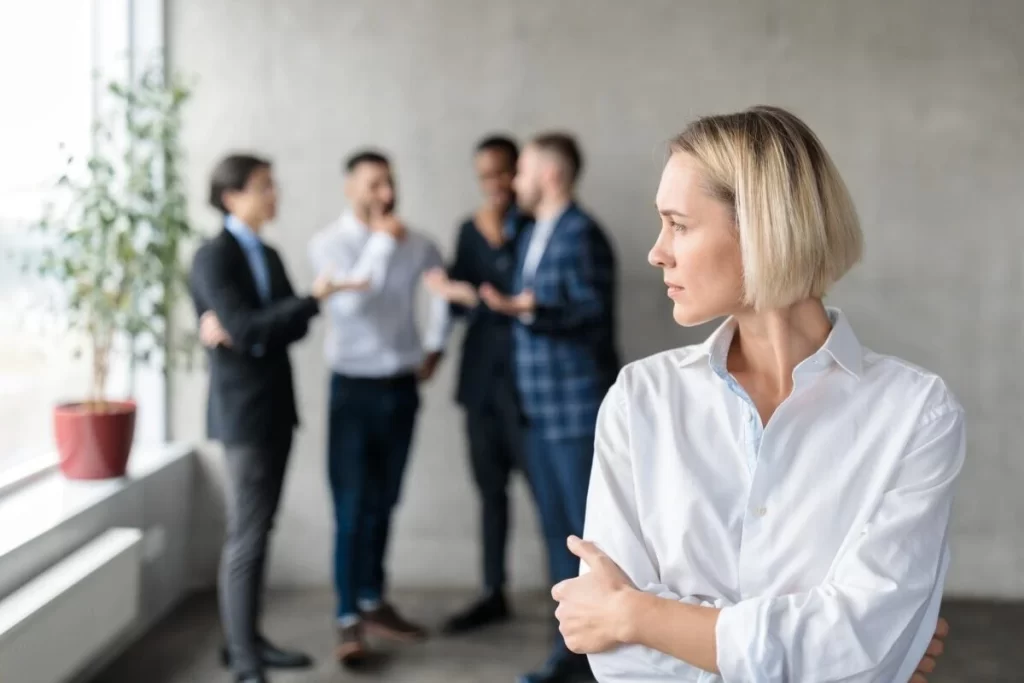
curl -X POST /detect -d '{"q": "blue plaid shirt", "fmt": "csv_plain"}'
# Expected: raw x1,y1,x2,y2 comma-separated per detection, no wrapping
512,203,620,441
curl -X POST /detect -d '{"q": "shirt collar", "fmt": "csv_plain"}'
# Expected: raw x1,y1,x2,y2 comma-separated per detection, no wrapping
535,202,571,231
678,306,863,379
338,210,366,233
224,214,261,249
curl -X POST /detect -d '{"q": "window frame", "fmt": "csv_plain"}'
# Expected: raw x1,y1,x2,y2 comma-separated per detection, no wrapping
0,0,168,494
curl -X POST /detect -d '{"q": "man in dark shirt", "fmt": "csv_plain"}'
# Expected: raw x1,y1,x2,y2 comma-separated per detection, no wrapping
424,135,528,633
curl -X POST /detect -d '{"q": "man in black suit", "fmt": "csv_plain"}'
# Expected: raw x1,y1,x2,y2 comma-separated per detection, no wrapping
189,154,362,683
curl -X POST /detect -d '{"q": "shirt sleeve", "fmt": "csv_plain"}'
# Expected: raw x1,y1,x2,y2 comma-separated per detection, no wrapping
715,404,966,682
421,240,451,353
584,376,718,682
309,228,397,318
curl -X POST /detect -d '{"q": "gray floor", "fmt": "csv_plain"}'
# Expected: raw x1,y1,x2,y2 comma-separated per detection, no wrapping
94,590,1024,682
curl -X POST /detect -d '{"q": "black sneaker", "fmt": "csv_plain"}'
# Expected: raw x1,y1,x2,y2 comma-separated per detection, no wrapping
442,591,511,634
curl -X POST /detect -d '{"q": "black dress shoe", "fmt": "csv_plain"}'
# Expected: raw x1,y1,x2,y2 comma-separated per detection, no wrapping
236,675,266,683
516,654,594,683
443,591,511,634
221,636,314,670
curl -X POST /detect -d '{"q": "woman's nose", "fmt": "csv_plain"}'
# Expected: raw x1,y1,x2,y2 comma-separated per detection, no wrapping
648,230,673,268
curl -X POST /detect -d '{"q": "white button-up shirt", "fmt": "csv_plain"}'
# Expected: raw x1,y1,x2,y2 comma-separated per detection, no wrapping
520,208,565,286
308,211,449,377
583,309,965,683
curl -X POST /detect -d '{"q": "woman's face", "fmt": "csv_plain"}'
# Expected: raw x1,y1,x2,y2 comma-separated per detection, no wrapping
650,152,744,327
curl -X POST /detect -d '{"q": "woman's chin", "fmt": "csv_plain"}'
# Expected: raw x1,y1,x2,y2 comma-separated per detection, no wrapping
672,302,716,328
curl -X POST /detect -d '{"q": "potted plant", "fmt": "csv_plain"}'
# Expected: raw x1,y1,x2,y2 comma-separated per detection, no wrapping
28,62,195,479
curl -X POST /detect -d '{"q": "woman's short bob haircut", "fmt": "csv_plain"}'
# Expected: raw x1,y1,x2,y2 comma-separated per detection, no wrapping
670,105,863,311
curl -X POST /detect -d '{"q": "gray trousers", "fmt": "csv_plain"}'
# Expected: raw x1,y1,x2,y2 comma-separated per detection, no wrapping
219,432,292,677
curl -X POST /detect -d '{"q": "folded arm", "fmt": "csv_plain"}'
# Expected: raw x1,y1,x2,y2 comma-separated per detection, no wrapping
570,376,964,683
708,406,964,681
190,245,319,355
618,406,965,682
578,378,718,681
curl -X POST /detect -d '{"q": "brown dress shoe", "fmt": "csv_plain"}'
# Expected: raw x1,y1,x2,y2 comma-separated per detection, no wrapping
336,623,368,666
361,603,427,642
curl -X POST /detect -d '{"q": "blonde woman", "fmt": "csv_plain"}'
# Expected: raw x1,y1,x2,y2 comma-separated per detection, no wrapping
551,107,961,682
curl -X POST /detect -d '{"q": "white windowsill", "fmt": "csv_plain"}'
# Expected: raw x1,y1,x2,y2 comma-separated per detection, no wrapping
0,458,59,499
0,443,193,560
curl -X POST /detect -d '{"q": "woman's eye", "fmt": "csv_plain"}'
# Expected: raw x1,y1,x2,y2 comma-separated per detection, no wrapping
671,222,687,233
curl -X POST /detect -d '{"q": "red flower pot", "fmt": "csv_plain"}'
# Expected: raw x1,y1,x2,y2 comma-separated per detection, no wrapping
54,400,137,480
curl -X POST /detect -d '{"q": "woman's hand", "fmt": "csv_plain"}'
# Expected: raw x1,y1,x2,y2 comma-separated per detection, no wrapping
551,535,638,654
911,617,949,683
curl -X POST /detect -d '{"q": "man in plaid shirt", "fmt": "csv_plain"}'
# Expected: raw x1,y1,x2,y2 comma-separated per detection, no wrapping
479,132,620,683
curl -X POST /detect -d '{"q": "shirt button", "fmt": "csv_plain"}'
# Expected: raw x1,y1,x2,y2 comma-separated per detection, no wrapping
754,506,768,517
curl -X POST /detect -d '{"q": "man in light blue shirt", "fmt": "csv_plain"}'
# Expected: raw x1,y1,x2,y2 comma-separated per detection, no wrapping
308,150,449,665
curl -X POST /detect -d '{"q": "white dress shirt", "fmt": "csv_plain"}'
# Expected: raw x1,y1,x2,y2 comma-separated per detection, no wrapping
520,212,560,286
518,204,568,324
584,309,965,683
308,211,449,377
522,202,573,284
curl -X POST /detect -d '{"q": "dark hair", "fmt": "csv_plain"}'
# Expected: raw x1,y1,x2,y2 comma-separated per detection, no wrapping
475,135,519,168
208,154,271,214
532,132,583,182
344,149,390,174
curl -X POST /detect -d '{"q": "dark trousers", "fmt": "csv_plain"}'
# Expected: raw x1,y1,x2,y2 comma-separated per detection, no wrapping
328,372,419,619
523,429,594,664
464,369,526,593
219,431,293,677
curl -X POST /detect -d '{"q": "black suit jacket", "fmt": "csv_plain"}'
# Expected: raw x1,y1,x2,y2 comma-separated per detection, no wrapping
189,228,320,446
447,212,524,407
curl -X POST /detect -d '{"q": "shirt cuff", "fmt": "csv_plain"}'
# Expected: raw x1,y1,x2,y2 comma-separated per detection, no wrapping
366,231,398,251
715,599,780,682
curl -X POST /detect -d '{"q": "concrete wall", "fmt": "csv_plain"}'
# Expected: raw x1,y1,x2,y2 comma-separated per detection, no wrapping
169,0,1024,597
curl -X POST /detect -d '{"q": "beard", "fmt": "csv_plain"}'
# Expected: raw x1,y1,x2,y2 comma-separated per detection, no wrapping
515,187,540,214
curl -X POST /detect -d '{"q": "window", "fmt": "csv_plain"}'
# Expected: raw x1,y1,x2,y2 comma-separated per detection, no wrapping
0,0,168,482
0,1,95,476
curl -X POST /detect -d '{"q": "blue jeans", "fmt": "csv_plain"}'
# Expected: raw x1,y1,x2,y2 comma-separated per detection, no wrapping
328,373,419,620
523,428,594,665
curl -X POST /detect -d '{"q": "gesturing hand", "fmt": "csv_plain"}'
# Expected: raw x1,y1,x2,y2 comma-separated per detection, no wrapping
552,536,637,655
422,267,479,308
479,283,535,316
